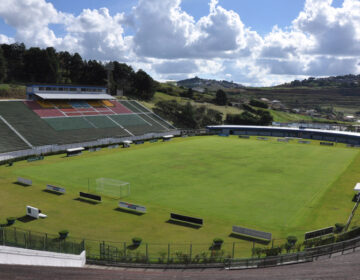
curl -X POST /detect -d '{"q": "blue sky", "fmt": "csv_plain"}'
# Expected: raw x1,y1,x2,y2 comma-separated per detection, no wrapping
0,0,359,86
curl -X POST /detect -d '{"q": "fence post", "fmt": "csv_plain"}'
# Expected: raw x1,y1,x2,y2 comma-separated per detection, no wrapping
146,243,148,262
45,234,48,250
2,228,5,245
14,228,17,245
232,242,235,258
124,242,126,258
168,244,170,263
189,243,192,263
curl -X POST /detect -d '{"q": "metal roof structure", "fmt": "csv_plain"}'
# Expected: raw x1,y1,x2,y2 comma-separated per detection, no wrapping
34,93,113,100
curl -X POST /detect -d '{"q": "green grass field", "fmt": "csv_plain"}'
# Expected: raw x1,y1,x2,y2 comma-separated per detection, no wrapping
1,136,360,257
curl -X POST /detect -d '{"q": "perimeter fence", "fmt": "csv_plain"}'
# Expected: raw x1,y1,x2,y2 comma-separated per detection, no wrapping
0,130,181,164
0,226,84,255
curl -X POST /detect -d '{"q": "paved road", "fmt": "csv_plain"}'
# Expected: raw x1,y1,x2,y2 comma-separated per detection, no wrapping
1,251,360,280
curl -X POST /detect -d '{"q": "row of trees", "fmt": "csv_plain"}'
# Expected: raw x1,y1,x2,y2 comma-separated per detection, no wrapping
0,43,155,100
153,100,223,129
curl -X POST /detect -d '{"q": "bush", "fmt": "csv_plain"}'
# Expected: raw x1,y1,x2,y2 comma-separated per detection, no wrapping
264,246,282,256
286,236,298,246
6,217,16,225
58,230,69,239
213,238,224,245
132,237,142,245
249,99,268,109
335,223,345,233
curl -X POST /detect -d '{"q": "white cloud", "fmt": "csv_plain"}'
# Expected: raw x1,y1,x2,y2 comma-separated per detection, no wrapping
0,0,360,86
0,34,14,44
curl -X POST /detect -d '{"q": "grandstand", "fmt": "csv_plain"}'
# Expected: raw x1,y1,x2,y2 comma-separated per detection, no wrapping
0,85,176,155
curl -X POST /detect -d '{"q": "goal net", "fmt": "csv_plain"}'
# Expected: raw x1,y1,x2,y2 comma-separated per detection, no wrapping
95,178,130,198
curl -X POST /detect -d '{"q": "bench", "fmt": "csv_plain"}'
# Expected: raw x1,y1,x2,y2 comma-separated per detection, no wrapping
118,201,146,213
46,184,66,194
17,177,32,186
170,213,203,226
79,192,101,202
232,225,272,241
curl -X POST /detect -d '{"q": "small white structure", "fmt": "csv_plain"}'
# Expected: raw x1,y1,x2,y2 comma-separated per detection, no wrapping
66,147,84,157
162,135,174,141
354,183,360,192
26,206,47,219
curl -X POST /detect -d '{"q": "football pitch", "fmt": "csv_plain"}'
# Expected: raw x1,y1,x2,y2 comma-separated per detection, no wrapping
1,136,360,250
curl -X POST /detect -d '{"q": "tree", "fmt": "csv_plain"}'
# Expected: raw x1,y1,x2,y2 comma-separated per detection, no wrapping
132,69,155,100
214,89,227,105
186,88,193,99
112,61,135,95
1,43,25,82
69,53,84,84
249,99,268,109
0,48,6,83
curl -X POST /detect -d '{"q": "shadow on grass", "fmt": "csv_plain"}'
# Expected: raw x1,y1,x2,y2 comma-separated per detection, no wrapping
13,182,31,187
166,219,201,229
74,197,100,205
114,207,144,216
42,189,63,196
229,233,270,245
17,215,37,223
209,244,222,251
127,244,140,250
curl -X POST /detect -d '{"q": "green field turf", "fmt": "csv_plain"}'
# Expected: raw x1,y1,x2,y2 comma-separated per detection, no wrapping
1,136,360,257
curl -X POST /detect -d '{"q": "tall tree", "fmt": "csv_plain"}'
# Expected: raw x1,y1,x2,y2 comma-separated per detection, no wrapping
69,53,84,84
112,61,135,94
214,89,227,105
0,48,7,83
1,43,25,82
132,69,155,100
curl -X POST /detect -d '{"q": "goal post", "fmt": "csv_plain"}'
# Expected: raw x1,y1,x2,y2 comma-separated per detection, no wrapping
95,178,130,198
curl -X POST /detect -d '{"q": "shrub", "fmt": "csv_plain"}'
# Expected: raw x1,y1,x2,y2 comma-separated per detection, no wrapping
335,223,345,233
6,217,16,225
58,230,69,239
286,236,298,246
264,246,282,256
132,237,142,245
213,238,224,245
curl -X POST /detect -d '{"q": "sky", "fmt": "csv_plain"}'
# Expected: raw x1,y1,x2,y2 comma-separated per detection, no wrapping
0,0,359,86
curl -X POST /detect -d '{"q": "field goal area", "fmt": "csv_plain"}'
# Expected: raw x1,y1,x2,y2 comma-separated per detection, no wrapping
95,178,130,198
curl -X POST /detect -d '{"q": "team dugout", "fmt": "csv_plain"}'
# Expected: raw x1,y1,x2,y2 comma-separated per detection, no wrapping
207,125,360,145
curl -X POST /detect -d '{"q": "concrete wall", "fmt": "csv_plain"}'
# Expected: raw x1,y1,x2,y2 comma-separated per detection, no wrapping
0,245,86,267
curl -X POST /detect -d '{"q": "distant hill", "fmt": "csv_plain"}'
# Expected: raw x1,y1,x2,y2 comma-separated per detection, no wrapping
177,76,244,91
282,74,360,88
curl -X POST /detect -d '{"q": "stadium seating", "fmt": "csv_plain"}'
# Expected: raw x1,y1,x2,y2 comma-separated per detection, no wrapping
102,100,114,107
84,116,119,129
52,101,72,108
0,119,29,153
87,100,104,108
108,101,132,114
45,117,95,131
33,109,64,118
0,99,175,153
37,100,55,108
69,101,91,108
119,100,143,113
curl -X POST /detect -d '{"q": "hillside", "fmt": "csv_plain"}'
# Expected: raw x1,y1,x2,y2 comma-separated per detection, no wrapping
177,76,244,91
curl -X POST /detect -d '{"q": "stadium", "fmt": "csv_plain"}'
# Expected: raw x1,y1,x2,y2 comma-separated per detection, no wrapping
1,85,360,270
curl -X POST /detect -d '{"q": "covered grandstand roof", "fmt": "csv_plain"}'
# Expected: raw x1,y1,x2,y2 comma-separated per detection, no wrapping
207,125,360,137
34,93,113,100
